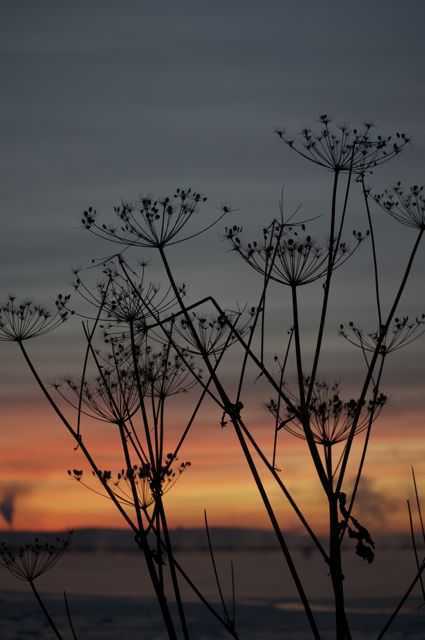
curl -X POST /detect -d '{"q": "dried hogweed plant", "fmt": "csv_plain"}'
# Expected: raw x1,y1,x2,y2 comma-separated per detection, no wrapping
1,116,425,639
0,533,73,639
0,202,240,639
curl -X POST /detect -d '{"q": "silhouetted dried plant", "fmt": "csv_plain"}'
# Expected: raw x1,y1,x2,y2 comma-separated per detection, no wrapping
2,115,424,640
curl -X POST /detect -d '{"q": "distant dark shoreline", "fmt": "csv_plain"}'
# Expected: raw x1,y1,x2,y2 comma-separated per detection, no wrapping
0,527,414,553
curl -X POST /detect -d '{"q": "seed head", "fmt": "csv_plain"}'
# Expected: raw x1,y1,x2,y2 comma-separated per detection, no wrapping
0,296,71,342
0,532,71,582
372,183,425,230
276,117,409,173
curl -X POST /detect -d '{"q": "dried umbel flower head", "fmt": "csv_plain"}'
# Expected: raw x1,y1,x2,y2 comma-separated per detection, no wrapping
372,183,425,230
171,308,252,358
0,296,71,342
82,189,230,248
275,115,409,173
268,382,386,446
0,532,71,582
69,456,191,508
72,261,178,329
138,345,200,397
340,315,425,356
227,220,366,286
55,366,140,424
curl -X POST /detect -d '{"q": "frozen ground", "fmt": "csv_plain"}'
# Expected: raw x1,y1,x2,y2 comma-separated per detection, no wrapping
0,546,423,638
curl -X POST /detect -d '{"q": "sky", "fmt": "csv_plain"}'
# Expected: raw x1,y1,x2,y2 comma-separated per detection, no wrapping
1,0,425,535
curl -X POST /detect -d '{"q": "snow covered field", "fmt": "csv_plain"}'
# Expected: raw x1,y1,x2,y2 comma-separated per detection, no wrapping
0,543,423,639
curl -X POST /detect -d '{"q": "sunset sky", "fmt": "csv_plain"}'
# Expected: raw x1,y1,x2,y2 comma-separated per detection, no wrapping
1,0,425,535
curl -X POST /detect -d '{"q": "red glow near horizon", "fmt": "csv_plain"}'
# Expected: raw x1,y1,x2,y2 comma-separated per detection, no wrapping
1,396,424,534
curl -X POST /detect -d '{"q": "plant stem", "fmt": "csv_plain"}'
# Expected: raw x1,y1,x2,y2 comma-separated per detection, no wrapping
29,580,63,640
362,176,382,326
337,227,424,494
376,561,425,640
307,169,340,404
291,285,328,494
159,500,191,639
328,494,351,640
158,246,322,640
64,591,79,640
117,420,178,640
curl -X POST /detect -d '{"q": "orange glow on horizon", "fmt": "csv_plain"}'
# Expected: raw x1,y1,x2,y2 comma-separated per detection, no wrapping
1,397,424,534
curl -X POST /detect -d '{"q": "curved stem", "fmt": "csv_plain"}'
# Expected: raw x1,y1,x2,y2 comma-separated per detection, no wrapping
129,321,157,471
376,561,425,640
337,227,424,494
158,500,190,639
64,591,79,640
158,246,321,640
307,169,340,404
362,177,382,326
19,341,177,639
328,495,352,640
18,341,137,531
238,416,329,563
339,356,385,543
117,420,178,639
29,580,63,640
292,285,328,494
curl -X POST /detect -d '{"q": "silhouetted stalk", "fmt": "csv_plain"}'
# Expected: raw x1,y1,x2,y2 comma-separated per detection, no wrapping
156,508,164,599
235,217,291,399
291,285,306,406
272,326,293,469
376,562,425,640
407,500,425,600
412,466,425,543
238,416,329,561
20,339,178,639
159,390,165,464
229,414,321,640
154,292,327,557
29,579,63,640
170,554,240,638
171,370,218,460
119,262,225,411
131,282,327,559
337,227,424,494
340,357,385,541
147,289,299,414
328,493,351,640
231,560,236,631
129,321,158,471
77,328,172,611
17,341,137,530
362,176,382,326
334,156,354,255
117,419,178,640
236,279,269,401
64,591,79,640
291,284,328,494
325,446,351,640
158,499,190,639
77,278,112,440
116,261,243,636
258,220,285,367
158,246,322,640
204,511,232,625
306,169,340,404
76,321,94,442
152,392,160,471
142,508,240,637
